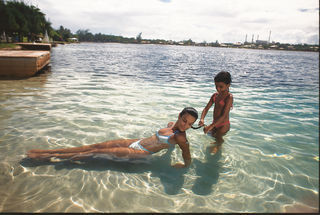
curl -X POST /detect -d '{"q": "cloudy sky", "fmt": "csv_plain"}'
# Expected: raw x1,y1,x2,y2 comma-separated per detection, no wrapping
30,0,319,44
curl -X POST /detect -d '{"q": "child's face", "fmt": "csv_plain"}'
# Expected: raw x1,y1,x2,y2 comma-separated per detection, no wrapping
215,82,230,93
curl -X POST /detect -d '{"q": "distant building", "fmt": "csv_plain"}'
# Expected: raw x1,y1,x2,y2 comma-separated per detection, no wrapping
256,40,268,45
269,45,278,49
68,38,78,42
243,44,252,48
141,40,151,44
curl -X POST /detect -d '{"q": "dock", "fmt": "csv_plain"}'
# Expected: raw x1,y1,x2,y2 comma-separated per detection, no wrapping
0,50,50,79
15,43,52,51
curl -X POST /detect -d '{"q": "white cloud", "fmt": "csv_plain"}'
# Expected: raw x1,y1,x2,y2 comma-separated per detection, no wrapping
31,0,319,44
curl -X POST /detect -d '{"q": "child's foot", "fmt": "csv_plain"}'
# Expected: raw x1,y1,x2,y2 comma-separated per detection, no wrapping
209,142,221,154
211,145,221,154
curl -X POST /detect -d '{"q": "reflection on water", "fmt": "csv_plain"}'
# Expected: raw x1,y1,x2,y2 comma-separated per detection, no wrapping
0,43,318,212
20,148,186,196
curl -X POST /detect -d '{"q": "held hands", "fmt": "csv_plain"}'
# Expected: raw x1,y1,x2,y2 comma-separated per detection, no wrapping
203,123,215,134
203,126,210,134
199,119,214,133
198,119,205,127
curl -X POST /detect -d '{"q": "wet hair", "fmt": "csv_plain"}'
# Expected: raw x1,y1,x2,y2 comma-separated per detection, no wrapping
179,107,198,120
214,71,232,85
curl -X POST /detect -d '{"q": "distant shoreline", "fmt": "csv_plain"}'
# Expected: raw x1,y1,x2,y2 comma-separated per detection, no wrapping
68,41,320,53
0,42,318,53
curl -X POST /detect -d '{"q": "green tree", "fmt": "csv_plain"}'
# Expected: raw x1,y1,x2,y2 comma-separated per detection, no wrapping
9,1,29,41
57,25,72,41
0,0,10,41
184,39,194,45
50,28,61,41
76,29,94,42
0,0,53,42
3,3,20,41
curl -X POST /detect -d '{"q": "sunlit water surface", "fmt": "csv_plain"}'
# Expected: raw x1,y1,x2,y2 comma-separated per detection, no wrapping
0,43,318,212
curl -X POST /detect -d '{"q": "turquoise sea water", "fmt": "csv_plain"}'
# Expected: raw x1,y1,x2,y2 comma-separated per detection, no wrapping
0,43,318,212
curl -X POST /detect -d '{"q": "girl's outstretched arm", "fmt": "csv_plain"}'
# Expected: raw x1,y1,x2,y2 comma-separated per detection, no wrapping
199,94,214,126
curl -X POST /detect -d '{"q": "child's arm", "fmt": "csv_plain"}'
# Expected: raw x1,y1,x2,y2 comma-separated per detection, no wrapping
199,94,215,126
204,94,233,133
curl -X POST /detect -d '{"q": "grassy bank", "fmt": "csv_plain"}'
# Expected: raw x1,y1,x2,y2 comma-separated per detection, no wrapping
0,43,20,50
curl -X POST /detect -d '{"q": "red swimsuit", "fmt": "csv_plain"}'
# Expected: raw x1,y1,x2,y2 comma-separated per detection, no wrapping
213,93,232,128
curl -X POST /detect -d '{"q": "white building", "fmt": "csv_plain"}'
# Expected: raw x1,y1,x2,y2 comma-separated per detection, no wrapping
68,37,78,42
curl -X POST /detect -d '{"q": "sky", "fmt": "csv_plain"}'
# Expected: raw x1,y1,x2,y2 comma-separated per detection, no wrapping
30,0,319,44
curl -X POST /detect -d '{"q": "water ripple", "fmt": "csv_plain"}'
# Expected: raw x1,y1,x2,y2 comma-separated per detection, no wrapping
0,43,318,213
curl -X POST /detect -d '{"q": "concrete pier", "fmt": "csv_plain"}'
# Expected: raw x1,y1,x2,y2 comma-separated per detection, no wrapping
15,43,52,51
0,50,50,79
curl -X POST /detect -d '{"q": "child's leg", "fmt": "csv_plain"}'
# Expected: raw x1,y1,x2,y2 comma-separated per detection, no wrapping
210,124,230,154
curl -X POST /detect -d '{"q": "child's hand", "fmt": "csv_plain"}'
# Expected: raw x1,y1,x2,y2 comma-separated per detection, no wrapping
203,126,210,134
198,119,204,126
203,124,214,134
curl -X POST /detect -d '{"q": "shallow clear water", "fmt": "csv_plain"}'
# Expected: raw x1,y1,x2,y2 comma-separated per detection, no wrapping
0,43,318,213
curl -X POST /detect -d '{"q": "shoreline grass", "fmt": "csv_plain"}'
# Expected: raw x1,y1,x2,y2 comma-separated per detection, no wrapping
0,43,20,50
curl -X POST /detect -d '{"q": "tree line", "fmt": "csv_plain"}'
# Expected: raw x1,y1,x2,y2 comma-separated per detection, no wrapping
76,29,139,43
0,0,199,45
0,0,75,42
0,0,143,43
1,0,318,51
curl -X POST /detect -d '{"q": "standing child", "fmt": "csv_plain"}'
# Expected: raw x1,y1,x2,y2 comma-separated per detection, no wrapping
198,71,233,153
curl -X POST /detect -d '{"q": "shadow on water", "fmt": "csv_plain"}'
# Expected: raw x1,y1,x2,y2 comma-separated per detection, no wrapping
20,148,187,195
191,145,222,195
149,148,188,195
34,65,51,77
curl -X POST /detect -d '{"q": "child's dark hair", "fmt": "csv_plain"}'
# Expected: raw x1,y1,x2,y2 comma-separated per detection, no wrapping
214,71,232,84
180,107,198,120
